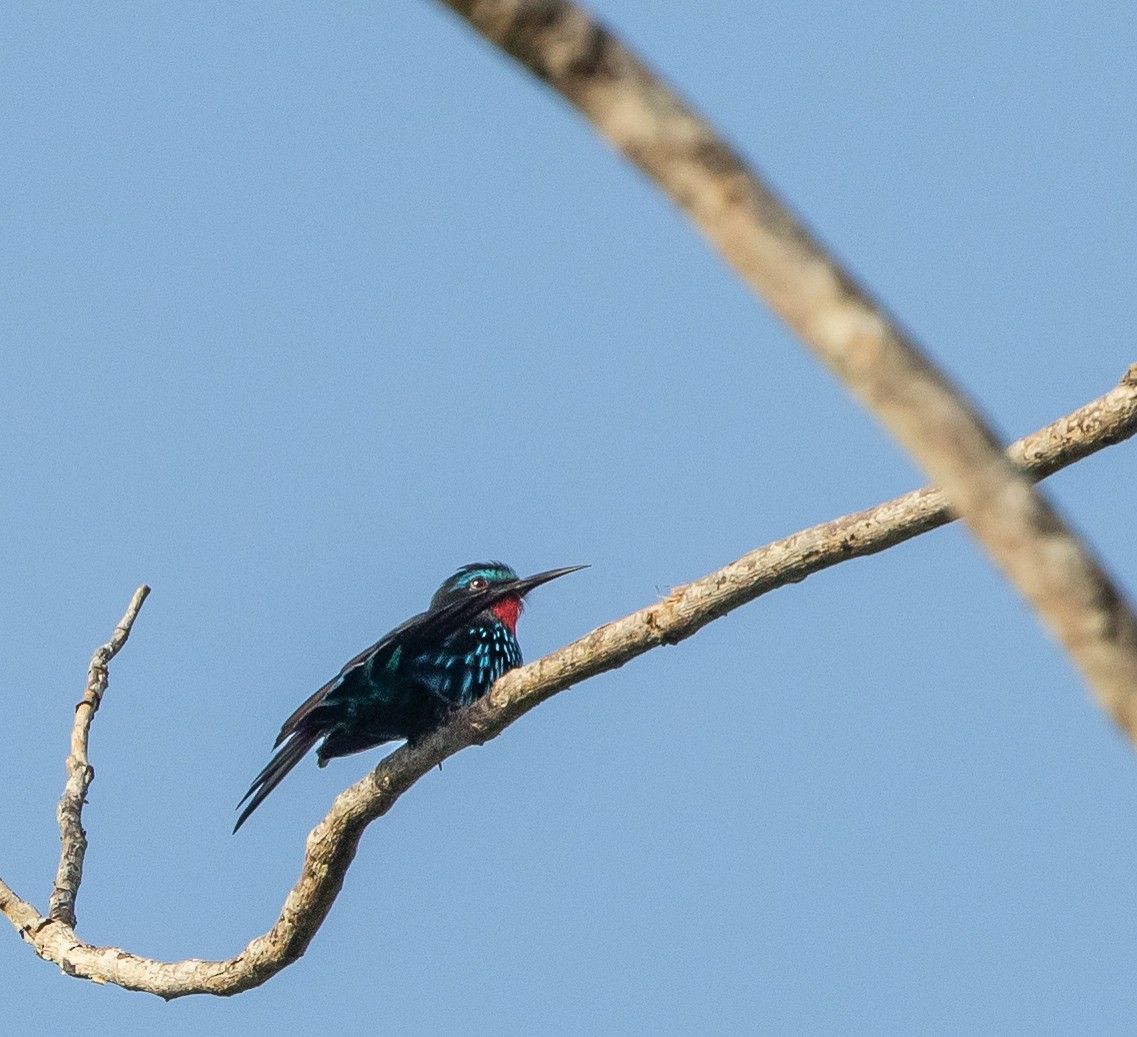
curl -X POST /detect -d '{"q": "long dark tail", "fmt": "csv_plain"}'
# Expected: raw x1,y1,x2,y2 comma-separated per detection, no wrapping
233,730,321,832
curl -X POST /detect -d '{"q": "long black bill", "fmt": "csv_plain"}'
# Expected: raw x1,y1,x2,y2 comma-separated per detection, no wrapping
505,564,588,598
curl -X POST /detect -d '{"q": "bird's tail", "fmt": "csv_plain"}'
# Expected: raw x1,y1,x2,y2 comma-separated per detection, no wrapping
233,730,321,832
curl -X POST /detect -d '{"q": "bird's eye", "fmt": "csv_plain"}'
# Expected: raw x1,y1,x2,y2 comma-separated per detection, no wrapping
468,577,489,591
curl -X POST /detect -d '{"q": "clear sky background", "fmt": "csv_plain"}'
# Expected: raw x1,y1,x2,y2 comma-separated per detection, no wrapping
2,3,1135,1033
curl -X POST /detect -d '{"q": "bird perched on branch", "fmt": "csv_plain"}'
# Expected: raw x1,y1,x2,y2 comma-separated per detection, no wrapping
235,561,584,831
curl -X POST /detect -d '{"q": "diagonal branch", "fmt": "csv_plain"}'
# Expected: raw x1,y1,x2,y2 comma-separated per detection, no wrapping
2,367,1134,998
432,0,1137,739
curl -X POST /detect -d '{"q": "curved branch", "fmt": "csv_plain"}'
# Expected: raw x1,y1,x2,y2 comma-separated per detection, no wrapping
2,368,1134,998
433,0,1137,738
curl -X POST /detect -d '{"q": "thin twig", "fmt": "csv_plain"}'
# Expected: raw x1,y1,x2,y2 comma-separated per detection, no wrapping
433,0,1137,739
47,586,150,928
1,370,1133,998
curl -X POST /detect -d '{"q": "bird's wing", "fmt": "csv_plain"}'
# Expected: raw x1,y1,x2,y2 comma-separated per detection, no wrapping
234,618,425,830
270,596,490,748
235,591,514,830
270,611,422,748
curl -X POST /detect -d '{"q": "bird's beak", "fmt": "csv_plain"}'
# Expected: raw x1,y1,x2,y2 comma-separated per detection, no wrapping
508,564,588,598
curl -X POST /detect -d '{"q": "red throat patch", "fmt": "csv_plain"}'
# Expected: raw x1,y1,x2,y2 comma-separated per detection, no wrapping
491,595,523,632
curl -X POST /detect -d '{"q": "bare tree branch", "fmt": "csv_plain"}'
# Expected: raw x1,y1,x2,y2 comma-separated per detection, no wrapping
2,369,1133,998
47,586,150,929
433,0,1137,738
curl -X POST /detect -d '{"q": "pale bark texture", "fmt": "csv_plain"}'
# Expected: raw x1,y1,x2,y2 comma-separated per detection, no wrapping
2,369,1135,998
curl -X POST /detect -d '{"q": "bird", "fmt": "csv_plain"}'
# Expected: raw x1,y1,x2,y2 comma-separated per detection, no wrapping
234,561,585,831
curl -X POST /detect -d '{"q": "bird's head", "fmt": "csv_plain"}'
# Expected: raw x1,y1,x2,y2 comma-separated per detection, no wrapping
430,561,586,632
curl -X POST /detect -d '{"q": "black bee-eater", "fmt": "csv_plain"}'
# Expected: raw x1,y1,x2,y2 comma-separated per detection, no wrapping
235,562,584,830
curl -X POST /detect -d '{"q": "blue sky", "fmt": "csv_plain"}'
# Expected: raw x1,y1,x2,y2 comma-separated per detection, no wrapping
2,2,1135,1033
